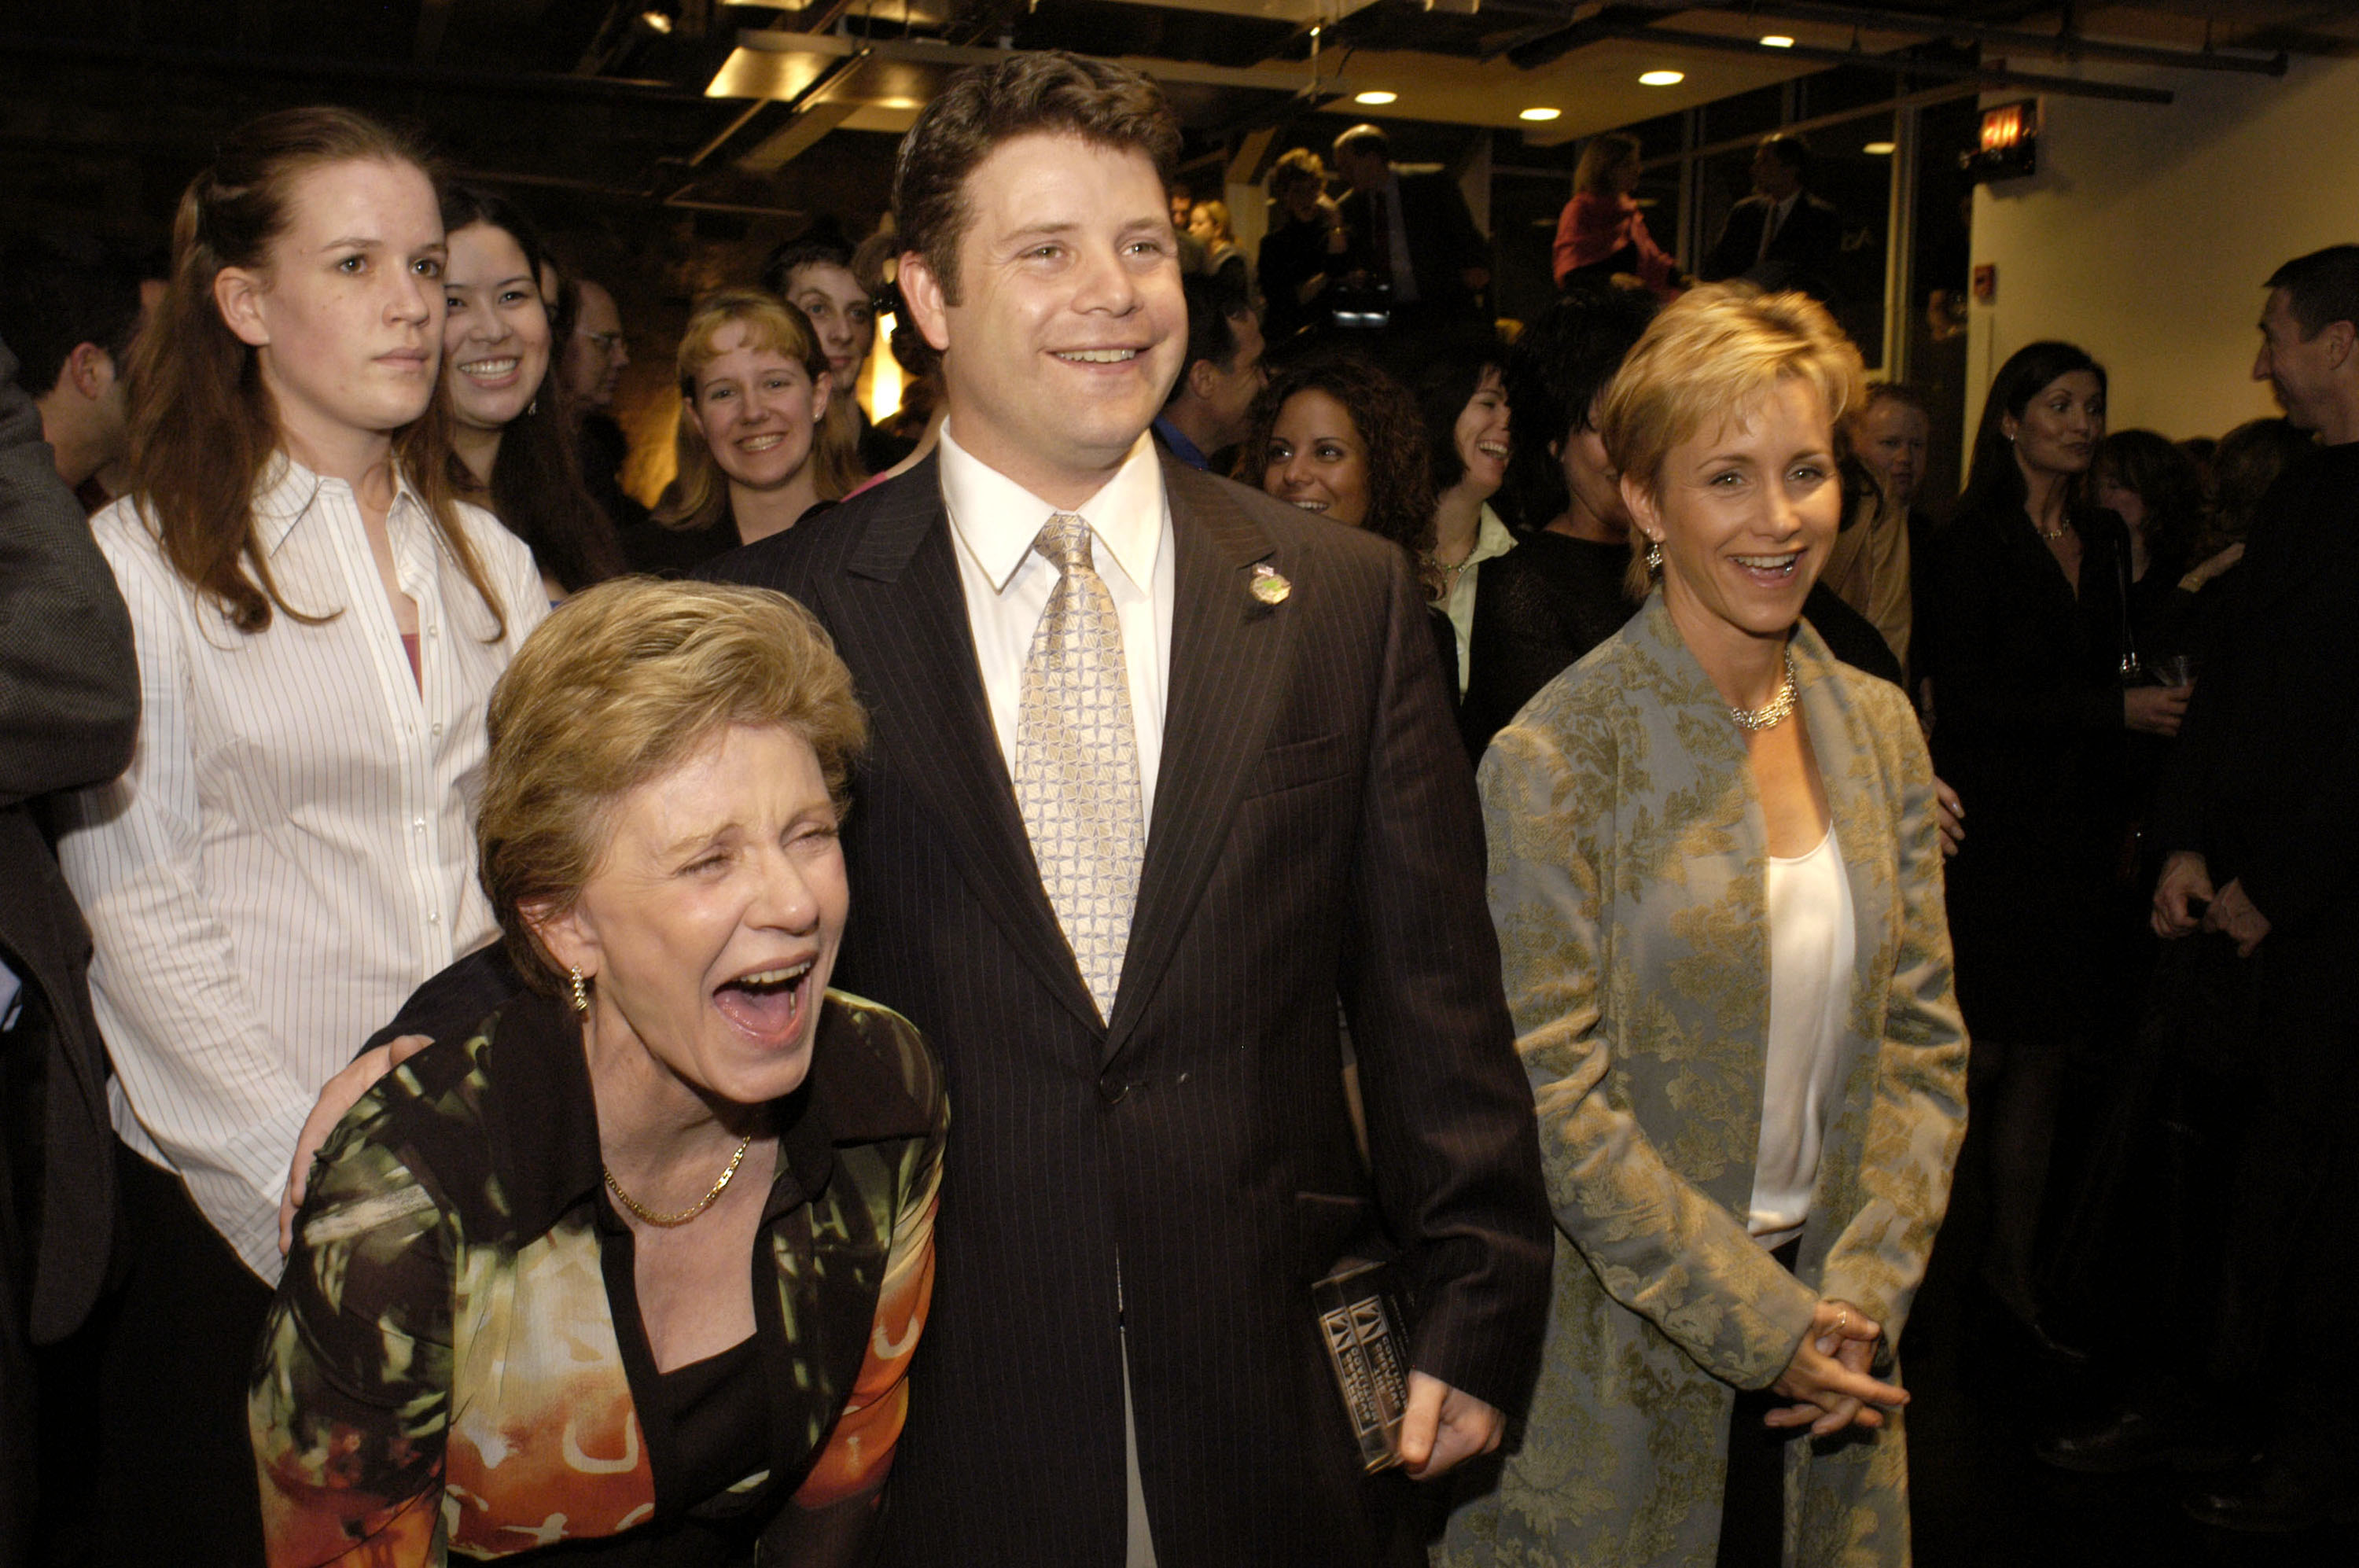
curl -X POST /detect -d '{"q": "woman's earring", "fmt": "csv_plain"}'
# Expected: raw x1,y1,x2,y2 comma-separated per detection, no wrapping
528,396,539,418
569,966,590,1014
1645,536,1664,572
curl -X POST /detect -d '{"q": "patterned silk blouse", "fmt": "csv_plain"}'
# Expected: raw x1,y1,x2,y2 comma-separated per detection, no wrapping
252,987,944,1566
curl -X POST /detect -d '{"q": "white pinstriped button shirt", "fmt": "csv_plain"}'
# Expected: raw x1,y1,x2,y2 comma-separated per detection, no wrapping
56,455,547,1282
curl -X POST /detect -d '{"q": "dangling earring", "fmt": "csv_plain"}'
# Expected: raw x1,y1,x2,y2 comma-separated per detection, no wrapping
569,966,590,1014
528,396,539,418
1645,536,1664,572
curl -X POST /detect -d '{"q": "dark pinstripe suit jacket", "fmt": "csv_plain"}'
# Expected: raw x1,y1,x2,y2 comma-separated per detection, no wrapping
710,451,1551,1567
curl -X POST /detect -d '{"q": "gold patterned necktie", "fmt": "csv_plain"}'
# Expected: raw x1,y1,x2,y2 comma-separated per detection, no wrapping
1014,513,1145,1022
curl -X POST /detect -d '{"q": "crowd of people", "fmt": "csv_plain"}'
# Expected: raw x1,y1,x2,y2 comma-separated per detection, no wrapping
0,44,2353,1568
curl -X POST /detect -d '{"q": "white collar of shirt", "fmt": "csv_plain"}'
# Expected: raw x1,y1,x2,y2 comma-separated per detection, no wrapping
937,421,1165,595
1767,190,1802,233
250,450,429,558
933,418,1175,815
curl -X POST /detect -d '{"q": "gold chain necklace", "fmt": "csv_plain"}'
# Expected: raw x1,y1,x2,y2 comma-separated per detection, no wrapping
2033,517,2073,542
1420,550,1469,588
603,1133,756,1228
1728,653,1799,732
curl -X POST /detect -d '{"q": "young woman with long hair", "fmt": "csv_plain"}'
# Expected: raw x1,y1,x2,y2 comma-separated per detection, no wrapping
627,288,859,574
1410,338,1516,698
53,106,547,1560
438,182,624,599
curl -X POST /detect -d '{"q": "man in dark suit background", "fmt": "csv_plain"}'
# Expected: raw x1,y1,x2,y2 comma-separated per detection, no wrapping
1331,123,1493,346
2134,243,2359,1534
723,53,1549,1568
1701,133,1844,304
0,331,137,1563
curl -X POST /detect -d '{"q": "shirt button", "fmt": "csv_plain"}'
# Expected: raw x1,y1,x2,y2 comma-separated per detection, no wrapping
413,817,425,832
426,911,440,925
426,624,439,639
431,723,443,738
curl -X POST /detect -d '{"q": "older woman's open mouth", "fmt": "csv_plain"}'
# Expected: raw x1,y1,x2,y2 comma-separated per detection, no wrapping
715,959,815,1043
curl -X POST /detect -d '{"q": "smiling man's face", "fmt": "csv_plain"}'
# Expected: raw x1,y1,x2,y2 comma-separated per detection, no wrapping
901,132,1185,507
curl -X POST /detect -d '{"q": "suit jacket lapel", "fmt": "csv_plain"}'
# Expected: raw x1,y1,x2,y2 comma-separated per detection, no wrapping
1103,460,1285,1063
831,459,1102,1035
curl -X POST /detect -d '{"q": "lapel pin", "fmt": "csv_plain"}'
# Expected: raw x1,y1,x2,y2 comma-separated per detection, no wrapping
1249,563,1290,605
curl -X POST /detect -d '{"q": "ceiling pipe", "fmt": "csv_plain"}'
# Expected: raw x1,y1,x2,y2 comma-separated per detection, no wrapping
1641,1,2287,76
1492,17,2174,105
0,32,708,102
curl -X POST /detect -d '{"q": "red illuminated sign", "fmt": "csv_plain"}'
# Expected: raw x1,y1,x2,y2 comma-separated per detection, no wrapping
1964,99,2040,182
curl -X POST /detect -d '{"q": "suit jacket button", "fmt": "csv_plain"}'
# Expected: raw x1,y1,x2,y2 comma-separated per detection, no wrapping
1098,1078,1131,1106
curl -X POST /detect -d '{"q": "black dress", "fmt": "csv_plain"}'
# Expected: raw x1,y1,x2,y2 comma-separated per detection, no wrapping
1459,532,1635,753
1923,500,2132,1043
618,500,837,577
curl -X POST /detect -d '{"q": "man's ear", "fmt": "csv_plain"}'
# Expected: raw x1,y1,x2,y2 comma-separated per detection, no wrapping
1184,357,1219,403
2324,318,2357,372
64,342,117,401
214,266,272,349
898,249,953,354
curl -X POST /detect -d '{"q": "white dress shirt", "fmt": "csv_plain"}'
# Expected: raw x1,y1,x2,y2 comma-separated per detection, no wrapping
1748,823,1856,1250
937,421,1175,816
55,455,547,1282
1442,503,1517,696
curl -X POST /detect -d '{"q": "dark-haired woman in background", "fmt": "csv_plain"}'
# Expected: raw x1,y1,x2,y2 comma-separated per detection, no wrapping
1922,340,2181,1349
53,107,546,1559
440,185,624,601
626,289,858,575
1412,341,1517,704
1239,353,1459,692
2148,416,2316,662
1463,290,1658,751
2094,429,2203,657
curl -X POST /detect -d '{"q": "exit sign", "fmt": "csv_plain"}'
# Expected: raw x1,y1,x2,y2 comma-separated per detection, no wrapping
1964,99,2040,183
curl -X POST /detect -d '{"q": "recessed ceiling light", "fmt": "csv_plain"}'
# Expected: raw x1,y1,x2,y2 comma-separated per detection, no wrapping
639,8,673,32
1354,90,1397,105
1519,107,1562,122
1863,141,1897,155
1639,70,1685,86
1761,35,1795,49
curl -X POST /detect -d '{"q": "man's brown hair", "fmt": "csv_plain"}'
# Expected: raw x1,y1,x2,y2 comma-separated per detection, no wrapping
892,50,1180,304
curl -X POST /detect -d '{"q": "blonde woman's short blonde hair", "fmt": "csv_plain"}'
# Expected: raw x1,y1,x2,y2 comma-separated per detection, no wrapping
1600,283,1864,502
477,577,867,991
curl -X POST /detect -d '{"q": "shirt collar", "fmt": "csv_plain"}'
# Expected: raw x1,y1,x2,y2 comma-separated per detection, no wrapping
249,450,429,558
938,419,1165,594
1152,416,1210,472
1469,504,1517,568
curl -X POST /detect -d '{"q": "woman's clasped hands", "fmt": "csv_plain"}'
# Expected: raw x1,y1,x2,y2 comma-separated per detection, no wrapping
1765,1297,1908,1437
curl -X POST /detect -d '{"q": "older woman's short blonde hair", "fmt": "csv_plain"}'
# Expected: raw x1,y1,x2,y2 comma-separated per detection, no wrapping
477,577,867,991
1600,283,1864,502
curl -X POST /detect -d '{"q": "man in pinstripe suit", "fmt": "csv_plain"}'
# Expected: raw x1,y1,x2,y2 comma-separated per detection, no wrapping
712,53,1551,1568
